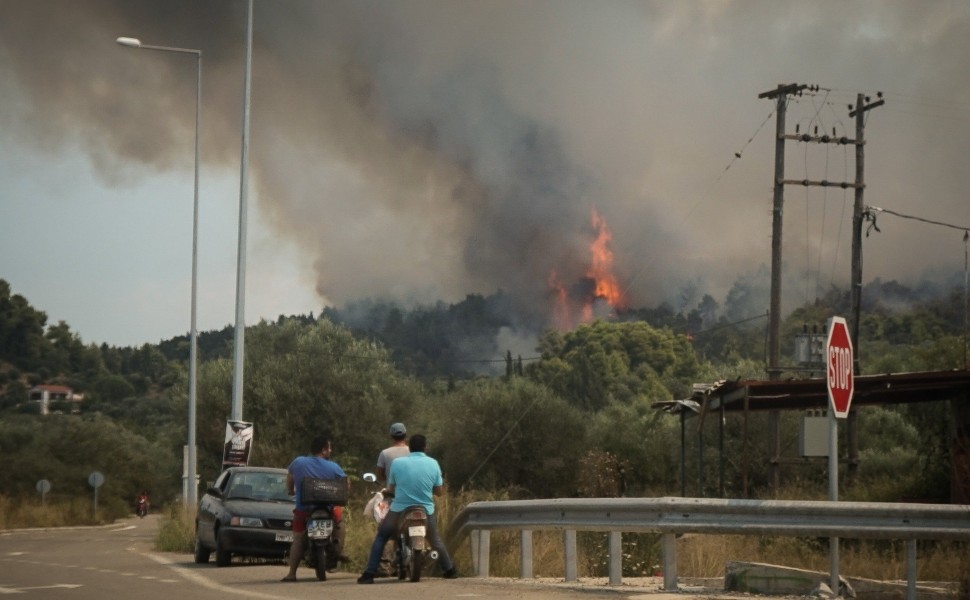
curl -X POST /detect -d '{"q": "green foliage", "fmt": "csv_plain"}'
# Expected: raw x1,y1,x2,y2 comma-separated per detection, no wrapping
0,280,48,371
424,377,587,497
90,374,137,403
1,274,967,523
155,503,195,552
586,399,681,495
530,320,702,411
188,318,422,482
0,413,180,505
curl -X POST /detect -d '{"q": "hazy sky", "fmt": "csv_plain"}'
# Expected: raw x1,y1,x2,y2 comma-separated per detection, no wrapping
2,1,969,347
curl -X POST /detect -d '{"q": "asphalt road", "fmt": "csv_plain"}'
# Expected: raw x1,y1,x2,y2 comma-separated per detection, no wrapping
0,515,741,600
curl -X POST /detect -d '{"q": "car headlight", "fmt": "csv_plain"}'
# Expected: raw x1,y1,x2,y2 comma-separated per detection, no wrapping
230,516,264,527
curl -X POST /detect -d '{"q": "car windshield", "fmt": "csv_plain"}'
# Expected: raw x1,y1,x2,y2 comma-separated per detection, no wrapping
227,472,292,502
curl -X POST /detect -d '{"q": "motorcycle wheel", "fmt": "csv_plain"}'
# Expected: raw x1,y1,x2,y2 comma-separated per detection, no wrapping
409,549,423,582
396,539,407,580
215,530,231,567
193,535,210,564
314,545,327,581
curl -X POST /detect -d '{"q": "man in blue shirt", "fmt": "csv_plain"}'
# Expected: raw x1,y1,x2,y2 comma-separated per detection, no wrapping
281,434,346,582
358,434,457,583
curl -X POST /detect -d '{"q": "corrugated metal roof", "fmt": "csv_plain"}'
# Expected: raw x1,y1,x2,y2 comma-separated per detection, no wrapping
654,369,970,414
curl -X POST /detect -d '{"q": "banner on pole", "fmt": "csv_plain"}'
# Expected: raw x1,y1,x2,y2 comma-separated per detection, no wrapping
222,420,254,468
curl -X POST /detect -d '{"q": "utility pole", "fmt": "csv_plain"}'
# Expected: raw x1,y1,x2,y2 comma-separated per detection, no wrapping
848,92,884,482
757,84,883,493
758,83,812,494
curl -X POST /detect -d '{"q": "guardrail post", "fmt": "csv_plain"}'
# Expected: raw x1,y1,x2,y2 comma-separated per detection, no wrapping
608,531,622,585
662,532,678,591
906,539,916,600
477,529,491,577
520,530,533,579
470,530,480,575
564,529,577,581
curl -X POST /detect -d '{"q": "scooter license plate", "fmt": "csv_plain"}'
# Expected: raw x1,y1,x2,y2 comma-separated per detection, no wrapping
408,525,426,537
275,532,293,543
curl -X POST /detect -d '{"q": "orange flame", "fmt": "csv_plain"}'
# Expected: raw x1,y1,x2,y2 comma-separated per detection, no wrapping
586,207,626,309
546,208,627,330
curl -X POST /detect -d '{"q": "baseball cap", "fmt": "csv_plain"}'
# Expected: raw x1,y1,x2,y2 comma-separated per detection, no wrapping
389,422,407,437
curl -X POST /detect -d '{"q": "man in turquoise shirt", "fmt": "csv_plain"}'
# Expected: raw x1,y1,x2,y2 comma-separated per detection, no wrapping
358,434,457,583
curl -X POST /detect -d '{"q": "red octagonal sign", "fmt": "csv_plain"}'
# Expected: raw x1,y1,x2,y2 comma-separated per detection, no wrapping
826,316,854,418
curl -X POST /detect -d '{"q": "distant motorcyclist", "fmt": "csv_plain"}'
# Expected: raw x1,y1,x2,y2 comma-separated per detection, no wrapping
135,491,150,517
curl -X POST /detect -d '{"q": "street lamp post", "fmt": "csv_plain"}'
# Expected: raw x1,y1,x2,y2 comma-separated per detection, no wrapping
116,36,201,508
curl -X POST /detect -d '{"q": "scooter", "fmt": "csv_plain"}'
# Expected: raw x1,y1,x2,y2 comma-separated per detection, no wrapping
362,473,438,582
395,504,434,582
301,477,348,581
303,505,340,580
135,496,149,518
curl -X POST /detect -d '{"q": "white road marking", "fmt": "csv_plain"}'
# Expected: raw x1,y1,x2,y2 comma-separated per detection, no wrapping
135,550,295,600
0,583,83,594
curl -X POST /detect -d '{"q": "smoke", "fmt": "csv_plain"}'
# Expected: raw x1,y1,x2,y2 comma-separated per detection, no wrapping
3,1,970,337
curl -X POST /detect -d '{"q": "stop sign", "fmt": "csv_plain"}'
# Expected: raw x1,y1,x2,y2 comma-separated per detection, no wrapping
826,316,854,418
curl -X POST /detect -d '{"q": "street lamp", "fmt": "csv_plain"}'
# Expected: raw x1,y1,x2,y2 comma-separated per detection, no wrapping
117,36,201,508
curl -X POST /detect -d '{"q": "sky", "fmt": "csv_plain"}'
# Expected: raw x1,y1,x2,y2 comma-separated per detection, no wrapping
2,1,970,348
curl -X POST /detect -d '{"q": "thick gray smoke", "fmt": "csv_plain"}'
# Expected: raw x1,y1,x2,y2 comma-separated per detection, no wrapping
4,1,970,334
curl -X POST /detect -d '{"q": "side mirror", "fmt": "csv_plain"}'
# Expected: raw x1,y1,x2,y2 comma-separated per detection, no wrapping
362,473,377,483
207,486,222,497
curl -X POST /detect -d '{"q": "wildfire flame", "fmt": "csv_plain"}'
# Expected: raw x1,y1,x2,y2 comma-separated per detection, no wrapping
548,207,627,330
586,207,626,310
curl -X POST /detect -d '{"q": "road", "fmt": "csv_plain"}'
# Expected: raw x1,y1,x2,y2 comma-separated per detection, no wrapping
0,515,740,600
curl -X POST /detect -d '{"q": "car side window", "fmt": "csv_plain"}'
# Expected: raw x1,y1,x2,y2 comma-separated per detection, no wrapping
215,471,231,494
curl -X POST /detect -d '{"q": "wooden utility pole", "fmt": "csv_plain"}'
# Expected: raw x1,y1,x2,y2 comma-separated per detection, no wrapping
758,83,812,493
757,84,883,492
847,92,884,481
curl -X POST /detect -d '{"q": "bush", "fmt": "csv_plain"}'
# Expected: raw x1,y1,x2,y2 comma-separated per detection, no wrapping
155,503,194,552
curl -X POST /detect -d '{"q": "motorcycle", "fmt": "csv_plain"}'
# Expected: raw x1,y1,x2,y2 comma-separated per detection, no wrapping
301,477,348,581
303,505,340,580
395,504,435,582
362,473,438,582
135,496,149,518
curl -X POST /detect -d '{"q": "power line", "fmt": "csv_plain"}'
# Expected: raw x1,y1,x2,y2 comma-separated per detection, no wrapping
716,107,776,180
866,206,970,233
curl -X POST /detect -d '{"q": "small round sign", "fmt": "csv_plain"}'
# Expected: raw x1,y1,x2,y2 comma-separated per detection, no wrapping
88,471,105,489
36,479,51,494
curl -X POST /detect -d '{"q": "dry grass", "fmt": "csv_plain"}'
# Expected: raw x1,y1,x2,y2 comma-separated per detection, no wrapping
0,494,124,529
677,534,968,583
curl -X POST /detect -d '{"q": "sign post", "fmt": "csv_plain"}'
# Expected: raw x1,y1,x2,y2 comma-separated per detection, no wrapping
36,479,51,507
825,316,854,594
88,471,104,521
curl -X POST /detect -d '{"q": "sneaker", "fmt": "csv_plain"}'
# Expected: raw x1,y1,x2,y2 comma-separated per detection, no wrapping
443,568,459,579
357,572,375,584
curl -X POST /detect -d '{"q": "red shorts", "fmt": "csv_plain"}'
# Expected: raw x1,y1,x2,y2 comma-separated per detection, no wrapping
292,506,342,533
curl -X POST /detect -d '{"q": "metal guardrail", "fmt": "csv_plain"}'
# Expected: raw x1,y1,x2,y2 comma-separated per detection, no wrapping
448,497,970,594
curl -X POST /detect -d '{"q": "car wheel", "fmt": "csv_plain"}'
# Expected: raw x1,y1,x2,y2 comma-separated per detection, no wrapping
193,533,211,564
215,530,231,567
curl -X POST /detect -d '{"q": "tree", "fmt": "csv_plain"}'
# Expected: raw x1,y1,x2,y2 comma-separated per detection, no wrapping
189,318,421,480
0,279,48,370
530,320,702,411
425,377,587,497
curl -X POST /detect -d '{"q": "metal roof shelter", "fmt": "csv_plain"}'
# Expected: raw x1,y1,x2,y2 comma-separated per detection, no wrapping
653,369,970,501
655,369,970,414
